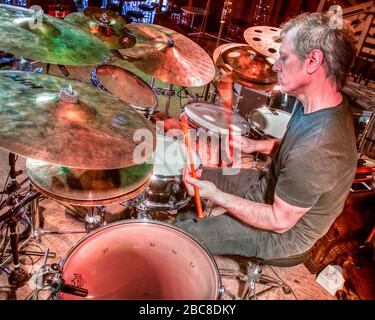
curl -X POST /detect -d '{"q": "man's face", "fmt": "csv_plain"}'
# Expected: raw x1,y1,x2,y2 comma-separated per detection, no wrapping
272,33,309,96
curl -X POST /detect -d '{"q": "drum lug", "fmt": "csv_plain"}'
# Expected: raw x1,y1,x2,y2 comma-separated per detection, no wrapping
172,176,181,194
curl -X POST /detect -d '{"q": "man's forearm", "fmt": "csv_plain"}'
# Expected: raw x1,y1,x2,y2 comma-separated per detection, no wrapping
253,139,280,155
211,190,284,233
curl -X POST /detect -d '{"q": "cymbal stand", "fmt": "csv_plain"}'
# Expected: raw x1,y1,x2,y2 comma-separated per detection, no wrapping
190,0,232,46
0,189,42,299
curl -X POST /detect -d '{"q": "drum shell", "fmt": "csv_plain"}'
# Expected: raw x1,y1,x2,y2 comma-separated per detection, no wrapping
91,65,157,117
58,220,222,300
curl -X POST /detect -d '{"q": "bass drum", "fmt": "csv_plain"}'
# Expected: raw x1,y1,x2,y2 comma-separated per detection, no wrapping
59,220,222,300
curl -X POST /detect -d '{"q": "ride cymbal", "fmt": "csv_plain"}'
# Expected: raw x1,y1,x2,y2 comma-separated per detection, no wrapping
244,26,281,61
83,7,127,29
119,23,215,87
0,4,109,66
0,71,155,170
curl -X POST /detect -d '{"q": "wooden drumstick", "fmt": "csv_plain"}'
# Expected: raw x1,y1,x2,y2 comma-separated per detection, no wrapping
180,113,204,220
218,73,234,164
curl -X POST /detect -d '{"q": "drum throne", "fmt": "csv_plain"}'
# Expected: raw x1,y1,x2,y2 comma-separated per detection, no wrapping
220,249,312,299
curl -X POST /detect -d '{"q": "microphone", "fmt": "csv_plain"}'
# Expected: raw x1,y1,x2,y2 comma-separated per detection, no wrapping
60,281,88,297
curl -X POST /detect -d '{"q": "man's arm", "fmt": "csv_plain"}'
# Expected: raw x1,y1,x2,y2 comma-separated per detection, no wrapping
232,135,280,155
184,176,309,233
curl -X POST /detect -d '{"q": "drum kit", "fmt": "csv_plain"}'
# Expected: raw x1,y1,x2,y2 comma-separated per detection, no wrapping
0,3,290,300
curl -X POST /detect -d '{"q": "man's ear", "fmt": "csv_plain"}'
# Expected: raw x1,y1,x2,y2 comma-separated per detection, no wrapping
306,49,324,74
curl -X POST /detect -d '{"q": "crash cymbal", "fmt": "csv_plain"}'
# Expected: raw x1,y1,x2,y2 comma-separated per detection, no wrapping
220,45,277,84
27,159,153,206
0,4,109,66
65,12,136,49
244,26,281,61
119,23,215,87
0,71,155,170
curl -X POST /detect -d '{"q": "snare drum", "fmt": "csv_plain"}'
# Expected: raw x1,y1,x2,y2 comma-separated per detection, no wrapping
59,220,222,300
247,106,291,140
140,135,201,212
91,65,157,117
183,101,250,166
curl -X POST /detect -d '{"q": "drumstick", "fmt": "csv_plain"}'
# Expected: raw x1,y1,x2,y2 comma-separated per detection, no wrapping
180,113,204,220
218,73,234,164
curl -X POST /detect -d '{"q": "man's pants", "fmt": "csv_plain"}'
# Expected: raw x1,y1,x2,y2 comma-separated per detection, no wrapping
175,168,305,260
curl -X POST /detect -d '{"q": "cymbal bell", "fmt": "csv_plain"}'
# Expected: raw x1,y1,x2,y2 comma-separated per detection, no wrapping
244,26,281,61
65,12,136,49
119,23,215,87
0,4,109,66
0,71,155,170
83,7,127,29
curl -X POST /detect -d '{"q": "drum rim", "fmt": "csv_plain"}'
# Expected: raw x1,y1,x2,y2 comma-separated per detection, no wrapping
60,219,222,298
92,64,158,111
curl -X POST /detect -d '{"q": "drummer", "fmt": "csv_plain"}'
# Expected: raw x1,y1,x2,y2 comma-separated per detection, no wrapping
177,11,358,260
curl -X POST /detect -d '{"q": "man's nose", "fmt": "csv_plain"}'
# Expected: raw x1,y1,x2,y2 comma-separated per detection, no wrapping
272,60,281,72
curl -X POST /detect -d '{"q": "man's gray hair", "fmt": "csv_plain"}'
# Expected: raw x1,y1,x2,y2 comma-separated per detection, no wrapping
281,12,357,89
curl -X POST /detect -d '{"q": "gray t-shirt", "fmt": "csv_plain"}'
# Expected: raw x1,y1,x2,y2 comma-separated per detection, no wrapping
246,98,357,248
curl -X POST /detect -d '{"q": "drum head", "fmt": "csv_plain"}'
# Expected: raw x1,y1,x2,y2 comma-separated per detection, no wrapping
60,220,221,300
248,107,291,139
94,65,157,112
184,102,250,135
151,135,201,176
26,159,153,206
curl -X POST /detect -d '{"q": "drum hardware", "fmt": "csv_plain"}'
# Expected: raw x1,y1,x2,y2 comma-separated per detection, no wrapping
30,262,88,300
0,189,44,300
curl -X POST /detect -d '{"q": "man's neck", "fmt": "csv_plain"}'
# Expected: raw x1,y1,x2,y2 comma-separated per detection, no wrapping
298,78,343,114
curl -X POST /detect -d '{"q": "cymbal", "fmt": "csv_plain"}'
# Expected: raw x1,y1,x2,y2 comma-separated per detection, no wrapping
119,23,215,87
244,26,281,61
220,45,277,84
0,4,109,66
0,71,155,170
27,159,153,206
65,12,136,50
83,7,127,29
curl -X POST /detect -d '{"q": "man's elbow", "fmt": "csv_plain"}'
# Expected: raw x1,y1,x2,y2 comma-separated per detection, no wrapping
273,221,295,234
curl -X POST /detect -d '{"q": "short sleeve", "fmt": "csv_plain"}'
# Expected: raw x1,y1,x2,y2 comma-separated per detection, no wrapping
275,147,336,208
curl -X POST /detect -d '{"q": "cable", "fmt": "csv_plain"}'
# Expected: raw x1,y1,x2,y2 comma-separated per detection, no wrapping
268,265,299,300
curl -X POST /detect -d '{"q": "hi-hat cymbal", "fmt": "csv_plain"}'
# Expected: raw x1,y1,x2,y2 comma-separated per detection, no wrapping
0,4,109,66
65,12,136,49
244,26,281,61
220,45,277,84
0,71,155,170
119,23,215,87
27,159,153,206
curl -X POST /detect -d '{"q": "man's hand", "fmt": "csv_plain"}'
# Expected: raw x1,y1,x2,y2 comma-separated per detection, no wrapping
230,135,257,154
183,166,218,202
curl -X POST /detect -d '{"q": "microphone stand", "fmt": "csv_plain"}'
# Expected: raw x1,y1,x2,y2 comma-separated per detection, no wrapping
190,0,232,46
